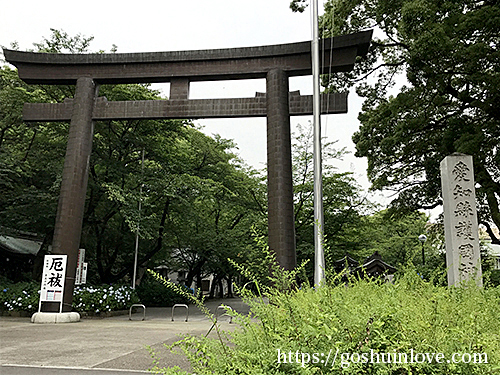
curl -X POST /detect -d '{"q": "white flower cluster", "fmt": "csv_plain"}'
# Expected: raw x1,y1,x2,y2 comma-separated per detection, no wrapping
2,288,35,312
2,284,138,314
73,285,138,313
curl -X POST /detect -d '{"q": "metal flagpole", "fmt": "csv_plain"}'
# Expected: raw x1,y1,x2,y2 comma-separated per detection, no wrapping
132,148,145,289
312,0,326,285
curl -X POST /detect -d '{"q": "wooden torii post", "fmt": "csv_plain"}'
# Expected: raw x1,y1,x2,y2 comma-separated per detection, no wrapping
3,30,372,311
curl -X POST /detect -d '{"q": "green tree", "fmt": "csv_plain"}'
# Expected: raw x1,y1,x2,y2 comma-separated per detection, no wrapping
292,0,500,244
358,211,442,272
0,64,67,271
155,129,266,293
0,29,102,244
1,29,266,286
291,123,375,279
80,83,188,284
288,122,443,281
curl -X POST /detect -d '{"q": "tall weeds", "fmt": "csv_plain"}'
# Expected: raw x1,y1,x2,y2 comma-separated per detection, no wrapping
149,256,500,374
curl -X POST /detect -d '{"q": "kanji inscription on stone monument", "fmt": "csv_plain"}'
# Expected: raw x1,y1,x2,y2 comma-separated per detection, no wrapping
440,153,482,286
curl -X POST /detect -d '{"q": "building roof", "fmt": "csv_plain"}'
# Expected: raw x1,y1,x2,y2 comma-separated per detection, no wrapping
484,241,500,257
333,254,359,272
0,235,42,256
353,252,397,277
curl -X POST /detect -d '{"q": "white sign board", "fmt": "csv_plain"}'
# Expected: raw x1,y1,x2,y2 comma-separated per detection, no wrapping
39,255,67,313
75,248,85,285
81,262,88,284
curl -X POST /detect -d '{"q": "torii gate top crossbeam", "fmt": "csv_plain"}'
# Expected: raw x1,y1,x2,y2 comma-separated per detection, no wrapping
3,31,372,85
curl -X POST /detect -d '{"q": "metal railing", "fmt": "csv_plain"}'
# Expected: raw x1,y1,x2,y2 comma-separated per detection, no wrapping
171,304,189,321
129,304,146,321
215,304,233,324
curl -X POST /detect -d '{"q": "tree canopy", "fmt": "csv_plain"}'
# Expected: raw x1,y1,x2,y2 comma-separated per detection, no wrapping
291,0,500,243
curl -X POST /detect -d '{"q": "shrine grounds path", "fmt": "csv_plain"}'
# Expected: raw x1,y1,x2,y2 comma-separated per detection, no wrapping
0,298,250,374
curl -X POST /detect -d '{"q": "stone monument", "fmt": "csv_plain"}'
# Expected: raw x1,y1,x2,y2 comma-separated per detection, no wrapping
440,153,483,286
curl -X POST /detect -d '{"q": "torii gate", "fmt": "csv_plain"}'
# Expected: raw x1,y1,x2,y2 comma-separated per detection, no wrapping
3,30,371,311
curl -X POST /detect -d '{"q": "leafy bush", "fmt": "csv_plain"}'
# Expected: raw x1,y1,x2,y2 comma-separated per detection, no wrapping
0,281,40,314
136,274,190,307
487,270,500,288
151,269,500,374
72,285,139,314
0,280,139,315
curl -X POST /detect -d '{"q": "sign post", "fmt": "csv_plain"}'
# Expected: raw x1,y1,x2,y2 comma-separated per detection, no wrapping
32,254,80,323
39,255,68,314
75,249,85,285
81,263,88,285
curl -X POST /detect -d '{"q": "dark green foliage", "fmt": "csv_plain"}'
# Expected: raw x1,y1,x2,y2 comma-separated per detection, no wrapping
489,270,500,288
72,285,139,314
0,279,39,314
308,0,500,243
136,274,189,307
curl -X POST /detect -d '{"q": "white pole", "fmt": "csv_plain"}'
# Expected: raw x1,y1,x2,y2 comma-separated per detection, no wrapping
132,148,145,289
312,0,326,285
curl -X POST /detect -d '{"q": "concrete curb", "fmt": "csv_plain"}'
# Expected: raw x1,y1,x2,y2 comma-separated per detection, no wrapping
31,312,80,323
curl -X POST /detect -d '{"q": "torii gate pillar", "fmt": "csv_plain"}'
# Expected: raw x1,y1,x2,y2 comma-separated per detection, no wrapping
266,68,296,270
53,77,97,310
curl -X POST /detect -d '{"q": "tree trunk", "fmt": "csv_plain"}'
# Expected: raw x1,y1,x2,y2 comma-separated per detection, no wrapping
196,272,203,296
135,266,146,286
209,275,219,299
226,276,233,298
218,277,224,298
475,162,500,243
108,198,171,283
185,268,195,289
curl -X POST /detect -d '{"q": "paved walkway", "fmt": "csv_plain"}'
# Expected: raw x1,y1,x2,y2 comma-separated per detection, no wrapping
0,298,250,374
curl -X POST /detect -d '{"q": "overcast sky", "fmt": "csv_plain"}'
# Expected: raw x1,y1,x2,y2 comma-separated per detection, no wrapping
1,0,392,204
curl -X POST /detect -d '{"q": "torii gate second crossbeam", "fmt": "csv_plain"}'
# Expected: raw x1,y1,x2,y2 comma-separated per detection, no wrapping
3,30,372,312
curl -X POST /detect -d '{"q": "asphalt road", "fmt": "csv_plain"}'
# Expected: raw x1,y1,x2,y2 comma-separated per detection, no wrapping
0,299,249,375
1,364,149,375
